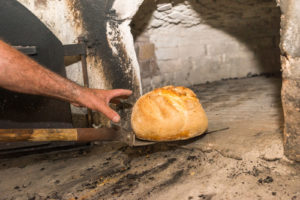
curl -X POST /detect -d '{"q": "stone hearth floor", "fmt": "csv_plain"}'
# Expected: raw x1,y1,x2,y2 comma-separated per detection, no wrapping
0,76,300,200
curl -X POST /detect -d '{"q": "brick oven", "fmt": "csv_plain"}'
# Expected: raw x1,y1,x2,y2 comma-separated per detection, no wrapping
0,0,300,199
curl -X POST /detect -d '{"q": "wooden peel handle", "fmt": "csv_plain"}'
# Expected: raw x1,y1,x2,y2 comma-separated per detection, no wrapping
0,128,126,143
0,129,78,142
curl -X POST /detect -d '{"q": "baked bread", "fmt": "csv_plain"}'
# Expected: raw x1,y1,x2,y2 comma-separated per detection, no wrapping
131,86,208,141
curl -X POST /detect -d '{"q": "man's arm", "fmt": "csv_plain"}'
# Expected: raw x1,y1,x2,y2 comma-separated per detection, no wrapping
0,40,132,122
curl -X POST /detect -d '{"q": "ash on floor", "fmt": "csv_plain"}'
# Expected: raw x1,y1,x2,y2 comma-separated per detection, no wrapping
0,76,300,200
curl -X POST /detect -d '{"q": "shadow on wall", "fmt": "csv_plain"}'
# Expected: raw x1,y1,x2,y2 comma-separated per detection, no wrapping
131,0,281,82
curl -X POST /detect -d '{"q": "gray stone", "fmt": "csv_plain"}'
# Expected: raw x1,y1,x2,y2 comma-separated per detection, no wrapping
156,47,179,60
280,0,300,161
281,56,300,80
280,1,300,57
151,19,164,28
157,3,172,12
152,75,163,87
139,59,160,79
153,11,165,20
165,16,181,24
168,11,185,20
157,59,183,73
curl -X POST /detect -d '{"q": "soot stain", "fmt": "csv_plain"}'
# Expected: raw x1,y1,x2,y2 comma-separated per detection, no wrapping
93,158,177,198
71,0,138,92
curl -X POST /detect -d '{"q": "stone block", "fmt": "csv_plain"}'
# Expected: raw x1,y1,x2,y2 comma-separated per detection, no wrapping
178,45,206,58
157,59,183,73
204,41,241,56
173,70,190,86
280,0,300,161
165,16,180,24
141,77,151,91
151,33,179,48
152,75,163,88
281,78,300,161
173,4,189,13
168,11,185,21
281,56,300,80
151,19,164,28
153,11,165,20
157,3,172,12
280,1,300,57
156,47,179,60
161,71,175,85
139,58,160,79
136,43,155,61
135,34,150,43
187,58,221,84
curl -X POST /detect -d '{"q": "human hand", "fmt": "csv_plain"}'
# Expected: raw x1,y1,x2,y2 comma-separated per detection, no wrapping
74,88,132,122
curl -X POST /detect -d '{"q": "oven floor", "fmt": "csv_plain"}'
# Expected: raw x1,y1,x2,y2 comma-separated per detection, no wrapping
1,76,300,200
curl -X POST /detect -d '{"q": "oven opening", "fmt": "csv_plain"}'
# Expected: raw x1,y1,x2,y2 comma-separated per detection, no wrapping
130,0,283,160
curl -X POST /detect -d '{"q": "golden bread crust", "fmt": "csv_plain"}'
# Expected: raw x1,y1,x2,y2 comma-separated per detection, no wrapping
131,86,208,141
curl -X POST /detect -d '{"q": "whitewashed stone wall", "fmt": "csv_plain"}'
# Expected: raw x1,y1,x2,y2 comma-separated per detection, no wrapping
16,0,144,126
131,0,281,92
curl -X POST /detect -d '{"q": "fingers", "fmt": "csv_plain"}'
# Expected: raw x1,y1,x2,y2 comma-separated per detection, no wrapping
81,88,132,122
110,98,121,104
108,89,132,100
115,95,131,99
99,103,121,122
71,102,82,107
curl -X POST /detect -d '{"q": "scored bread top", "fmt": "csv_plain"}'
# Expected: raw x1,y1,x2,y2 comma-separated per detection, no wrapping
131,86,208,141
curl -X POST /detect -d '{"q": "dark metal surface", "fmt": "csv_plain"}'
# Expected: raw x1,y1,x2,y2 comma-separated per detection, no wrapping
63,44,86,56
77,127,133,143
63,41,94,127
0,1,73,128
131,127,229,146
78,37,93,127
13,46,37,55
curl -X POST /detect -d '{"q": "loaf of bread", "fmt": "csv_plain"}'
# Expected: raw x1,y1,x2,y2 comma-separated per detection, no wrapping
131,86,208,141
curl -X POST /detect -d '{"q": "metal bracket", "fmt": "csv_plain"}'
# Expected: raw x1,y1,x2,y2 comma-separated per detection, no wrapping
63,38,93,127
13,46,37,55
63,44,86,56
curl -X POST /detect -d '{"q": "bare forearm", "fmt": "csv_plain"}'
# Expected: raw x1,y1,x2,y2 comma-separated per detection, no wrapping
0,40,132,122
0,40,83,103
